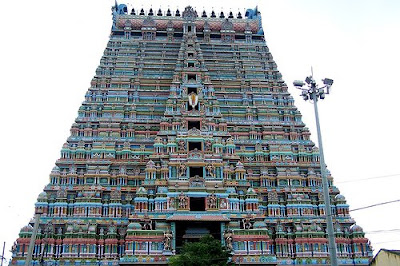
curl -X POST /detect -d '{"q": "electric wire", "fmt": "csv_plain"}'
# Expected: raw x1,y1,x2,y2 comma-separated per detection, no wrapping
366,229,400,234
374,239,400,244
349,199,400,212
336,173,400,184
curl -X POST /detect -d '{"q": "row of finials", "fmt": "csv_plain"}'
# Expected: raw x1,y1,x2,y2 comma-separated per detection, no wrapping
119,7,245,19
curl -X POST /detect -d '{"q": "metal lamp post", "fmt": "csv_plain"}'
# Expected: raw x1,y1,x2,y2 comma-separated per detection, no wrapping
26,210,43,266
1,242,6,266
293,76,338,266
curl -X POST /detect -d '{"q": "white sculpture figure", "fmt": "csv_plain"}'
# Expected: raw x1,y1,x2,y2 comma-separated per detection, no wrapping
188,92,198,109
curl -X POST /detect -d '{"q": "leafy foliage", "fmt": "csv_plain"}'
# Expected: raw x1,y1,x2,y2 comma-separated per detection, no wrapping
168,235,232,266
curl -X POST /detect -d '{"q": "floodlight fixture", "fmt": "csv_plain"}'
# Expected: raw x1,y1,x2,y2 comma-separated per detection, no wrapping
301,90,309,100
326,87,331,95
305,76,313,85
323,78,334,86
293,80,305,87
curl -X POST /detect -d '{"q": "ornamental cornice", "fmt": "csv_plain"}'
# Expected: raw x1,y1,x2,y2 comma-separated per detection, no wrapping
115,16,259,33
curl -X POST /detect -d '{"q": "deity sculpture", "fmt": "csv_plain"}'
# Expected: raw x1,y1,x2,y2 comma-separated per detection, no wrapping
178,140,186,151
242,216,252,229
164,230,173,251
206,164,215,178
208,194,217,209
178,192,188,209
224,229,233,250
179,163,186,177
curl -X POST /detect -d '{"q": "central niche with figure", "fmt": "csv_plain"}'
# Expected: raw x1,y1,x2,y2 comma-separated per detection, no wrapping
190,197,205,211
187,87,199,111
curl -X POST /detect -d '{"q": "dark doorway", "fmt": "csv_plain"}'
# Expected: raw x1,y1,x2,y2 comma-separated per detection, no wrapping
190,197,205,211
188,141,202,151
188,74,196,81
189,166,203,177
188,87,197,94
188,120,200,130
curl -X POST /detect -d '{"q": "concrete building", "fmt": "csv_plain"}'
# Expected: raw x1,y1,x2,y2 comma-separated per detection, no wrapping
371,249,400,266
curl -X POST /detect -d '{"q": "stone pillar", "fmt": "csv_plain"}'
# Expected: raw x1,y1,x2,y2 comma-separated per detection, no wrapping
220,223,226,245
171,222,176,252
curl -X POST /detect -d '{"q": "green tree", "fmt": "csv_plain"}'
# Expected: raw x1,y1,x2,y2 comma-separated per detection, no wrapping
168,235,232,266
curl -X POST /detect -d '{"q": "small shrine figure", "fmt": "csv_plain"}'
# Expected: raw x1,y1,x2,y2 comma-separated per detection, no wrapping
205,140,212,151
310,221,318,231
179,163,186,177
208,194,217,209
224,229,233,250
178,192,188,209
134,167,140,176
206,164,215,178
276,220,284,232
108,223,116,234
11,241,17,255
119,227,127,236
120,165,126,175
164,230,173,251
142,215,152,230
242,216,252,229
181,120,187,130
169,197,175,209
201,102,206,112
334,221,342,233
219,199,227,209
178,140,186,152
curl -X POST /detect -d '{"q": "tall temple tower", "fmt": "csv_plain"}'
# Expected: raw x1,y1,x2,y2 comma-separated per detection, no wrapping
11,4,373,266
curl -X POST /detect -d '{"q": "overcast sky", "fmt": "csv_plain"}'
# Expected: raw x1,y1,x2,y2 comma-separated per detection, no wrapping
0,0,400,261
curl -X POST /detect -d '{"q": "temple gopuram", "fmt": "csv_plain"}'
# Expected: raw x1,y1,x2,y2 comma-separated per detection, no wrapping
11,3,373,266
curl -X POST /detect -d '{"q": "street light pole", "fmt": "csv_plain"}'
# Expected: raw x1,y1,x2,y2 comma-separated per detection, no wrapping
294,77,338,266
1,241,5,266
26,211,43,266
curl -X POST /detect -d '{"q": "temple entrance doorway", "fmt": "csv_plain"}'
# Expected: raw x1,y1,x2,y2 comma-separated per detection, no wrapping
175,221,221,252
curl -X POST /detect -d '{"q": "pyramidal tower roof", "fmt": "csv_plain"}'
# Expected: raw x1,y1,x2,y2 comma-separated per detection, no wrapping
10,4,372,266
